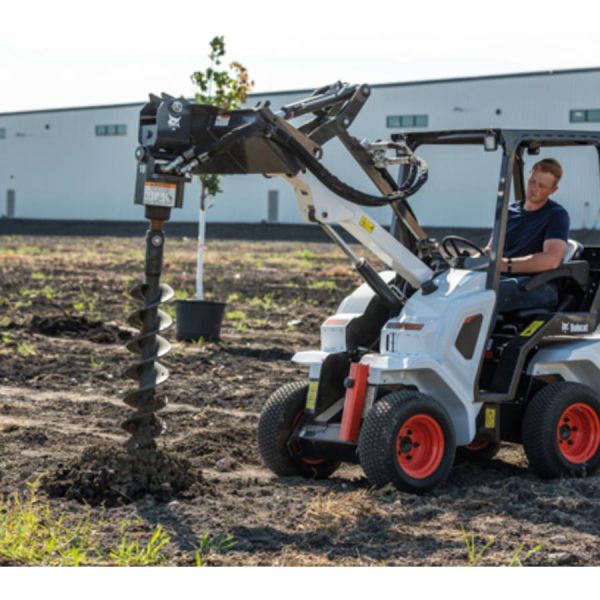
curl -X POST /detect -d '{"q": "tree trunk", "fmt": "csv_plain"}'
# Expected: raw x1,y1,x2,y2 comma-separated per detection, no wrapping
196,185,208,300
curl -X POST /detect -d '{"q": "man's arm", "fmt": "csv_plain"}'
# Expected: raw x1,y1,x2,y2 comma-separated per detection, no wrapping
501,238,567,274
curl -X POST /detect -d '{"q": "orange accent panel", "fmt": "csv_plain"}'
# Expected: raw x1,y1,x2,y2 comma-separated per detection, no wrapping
339,363,369,443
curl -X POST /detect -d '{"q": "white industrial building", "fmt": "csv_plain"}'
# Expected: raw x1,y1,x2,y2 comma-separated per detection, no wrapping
2,67,600,230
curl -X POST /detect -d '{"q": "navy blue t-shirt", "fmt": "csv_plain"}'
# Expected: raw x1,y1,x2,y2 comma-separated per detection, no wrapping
504,199,569,258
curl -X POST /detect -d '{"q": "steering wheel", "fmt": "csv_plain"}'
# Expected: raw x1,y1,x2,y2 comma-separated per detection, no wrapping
441,235,486,258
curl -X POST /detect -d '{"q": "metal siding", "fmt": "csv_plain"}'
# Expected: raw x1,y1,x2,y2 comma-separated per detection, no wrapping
2,71,600,227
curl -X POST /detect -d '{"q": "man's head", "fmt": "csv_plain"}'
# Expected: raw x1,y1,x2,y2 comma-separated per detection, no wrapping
525,158,563,209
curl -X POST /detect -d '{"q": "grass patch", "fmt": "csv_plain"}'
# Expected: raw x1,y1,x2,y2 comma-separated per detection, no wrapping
17,342,36,358
226,310,249,331
248,293,274,311
72,287,101,320
0,485,237,566
461,525,543,566
309,280,337,291
461,525,495,567
0,483,99,566
109,522,170,566
297,249,316,261
194,532,238,566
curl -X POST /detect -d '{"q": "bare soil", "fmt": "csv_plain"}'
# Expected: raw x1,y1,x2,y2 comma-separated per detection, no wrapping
1,234,599,566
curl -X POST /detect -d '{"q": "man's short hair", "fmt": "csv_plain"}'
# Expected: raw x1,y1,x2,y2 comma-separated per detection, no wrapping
532,158,563,184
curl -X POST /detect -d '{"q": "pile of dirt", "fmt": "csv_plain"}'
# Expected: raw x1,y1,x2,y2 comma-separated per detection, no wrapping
30,315,131,344
42,445,204,506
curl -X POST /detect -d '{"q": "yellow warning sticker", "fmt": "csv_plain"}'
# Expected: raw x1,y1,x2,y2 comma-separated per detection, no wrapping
305,381,318,411
485,407,496,429
359,216,375,234
520,320,545,337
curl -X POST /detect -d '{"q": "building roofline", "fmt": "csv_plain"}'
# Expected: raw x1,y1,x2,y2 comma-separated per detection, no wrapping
0,101,144,118
2,66,600,117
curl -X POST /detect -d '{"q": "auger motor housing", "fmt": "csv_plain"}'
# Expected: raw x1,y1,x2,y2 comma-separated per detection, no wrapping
134,93,312,213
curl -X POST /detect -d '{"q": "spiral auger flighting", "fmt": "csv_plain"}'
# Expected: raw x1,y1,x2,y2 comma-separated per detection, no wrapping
123,221,174,450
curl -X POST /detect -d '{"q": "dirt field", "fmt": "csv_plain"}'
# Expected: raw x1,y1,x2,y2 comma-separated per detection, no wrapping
1,233,599,566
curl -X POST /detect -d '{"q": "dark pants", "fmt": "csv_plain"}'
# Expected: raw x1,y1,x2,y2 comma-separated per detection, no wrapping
497,275,558,313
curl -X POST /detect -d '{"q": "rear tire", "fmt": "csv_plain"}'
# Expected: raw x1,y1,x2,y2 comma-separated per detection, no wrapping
257,381,340,479
358,390,456,493
522,382,600,478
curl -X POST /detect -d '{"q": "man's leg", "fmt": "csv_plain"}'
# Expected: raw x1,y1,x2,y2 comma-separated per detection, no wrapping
497,275,558,313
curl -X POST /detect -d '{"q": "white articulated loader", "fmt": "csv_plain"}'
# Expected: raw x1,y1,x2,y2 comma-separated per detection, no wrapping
132,82,600,492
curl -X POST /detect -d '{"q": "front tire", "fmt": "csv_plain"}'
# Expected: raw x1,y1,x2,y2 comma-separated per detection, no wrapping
522,382,600,478
358,391,456,493
257,381,340,479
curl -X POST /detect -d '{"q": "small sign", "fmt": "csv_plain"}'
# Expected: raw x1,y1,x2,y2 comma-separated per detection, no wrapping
143,182,177,207
215,114,231,127
485,407,496,429
520,320,544,337
305,381,319,411
359,216,375,234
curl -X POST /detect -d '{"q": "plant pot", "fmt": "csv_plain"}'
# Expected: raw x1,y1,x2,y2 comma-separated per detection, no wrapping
175,299,226,342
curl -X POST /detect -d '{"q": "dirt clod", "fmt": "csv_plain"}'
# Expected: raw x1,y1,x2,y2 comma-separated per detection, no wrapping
42,445,201,506
30,315,131,344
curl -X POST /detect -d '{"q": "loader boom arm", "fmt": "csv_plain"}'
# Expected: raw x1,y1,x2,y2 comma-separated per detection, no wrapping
133,82,434,305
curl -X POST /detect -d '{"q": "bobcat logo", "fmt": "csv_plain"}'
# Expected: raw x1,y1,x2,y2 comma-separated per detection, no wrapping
560,321,589,334
168,115,182,130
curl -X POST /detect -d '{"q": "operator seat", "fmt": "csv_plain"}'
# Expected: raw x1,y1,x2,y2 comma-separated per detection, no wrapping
563,239,584,262
504,238,589,323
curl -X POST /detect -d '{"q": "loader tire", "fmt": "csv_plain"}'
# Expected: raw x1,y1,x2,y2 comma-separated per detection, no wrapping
257,381,340,480
358,390,456,494
522,382,600,478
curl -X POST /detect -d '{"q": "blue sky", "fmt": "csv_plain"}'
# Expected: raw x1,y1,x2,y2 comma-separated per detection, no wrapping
2,0,599,112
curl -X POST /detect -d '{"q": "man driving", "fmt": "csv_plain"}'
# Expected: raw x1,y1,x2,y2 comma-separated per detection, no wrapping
493,158,570,312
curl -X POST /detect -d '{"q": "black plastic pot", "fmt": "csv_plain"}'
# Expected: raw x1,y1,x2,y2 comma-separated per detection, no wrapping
175,299,226,342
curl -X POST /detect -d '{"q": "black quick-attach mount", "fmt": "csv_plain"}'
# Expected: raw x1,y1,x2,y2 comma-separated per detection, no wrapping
126,82,431,448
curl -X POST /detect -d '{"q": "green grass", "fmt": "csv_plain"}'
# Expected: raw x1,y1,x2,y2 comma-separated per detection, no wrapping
109,523,170,566
309,280,337,291
194,532,238,566
461,525,543,566
90,355,105,370
226,310,249,331
248,293,274,310
72,286,100,320
17,342,36,358
297,248,316,261
462,525,495,566
0,485,237,566
0,484,99,566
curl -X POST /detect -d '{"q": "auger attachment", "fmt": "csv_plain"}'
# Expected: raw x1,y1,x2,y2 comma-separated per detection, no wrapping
123,215,174,450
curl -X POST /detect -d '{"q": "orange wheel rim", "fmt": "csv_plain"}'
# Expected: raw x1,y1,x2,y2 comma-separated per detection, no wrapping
396,413,445,479
556,402,600,464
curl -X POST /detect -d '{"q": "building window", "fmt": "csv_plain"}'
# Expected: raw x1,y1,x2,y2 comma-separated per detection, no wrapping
95,124,127,136
386,114,428,129
570,109,600,123
0,128,5,139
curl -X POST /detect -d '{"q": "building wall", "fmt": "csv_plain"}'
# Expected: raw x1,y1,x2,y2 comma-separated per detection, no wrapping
2,69,600,229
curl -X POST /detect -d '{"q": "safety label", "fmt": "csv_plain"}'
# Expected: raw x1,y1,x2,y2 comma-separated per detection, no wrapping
520,320,545,337
359,216,375,234
215,114,231,127
305,381,318,411
485,407,496,429
143,182,177,207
